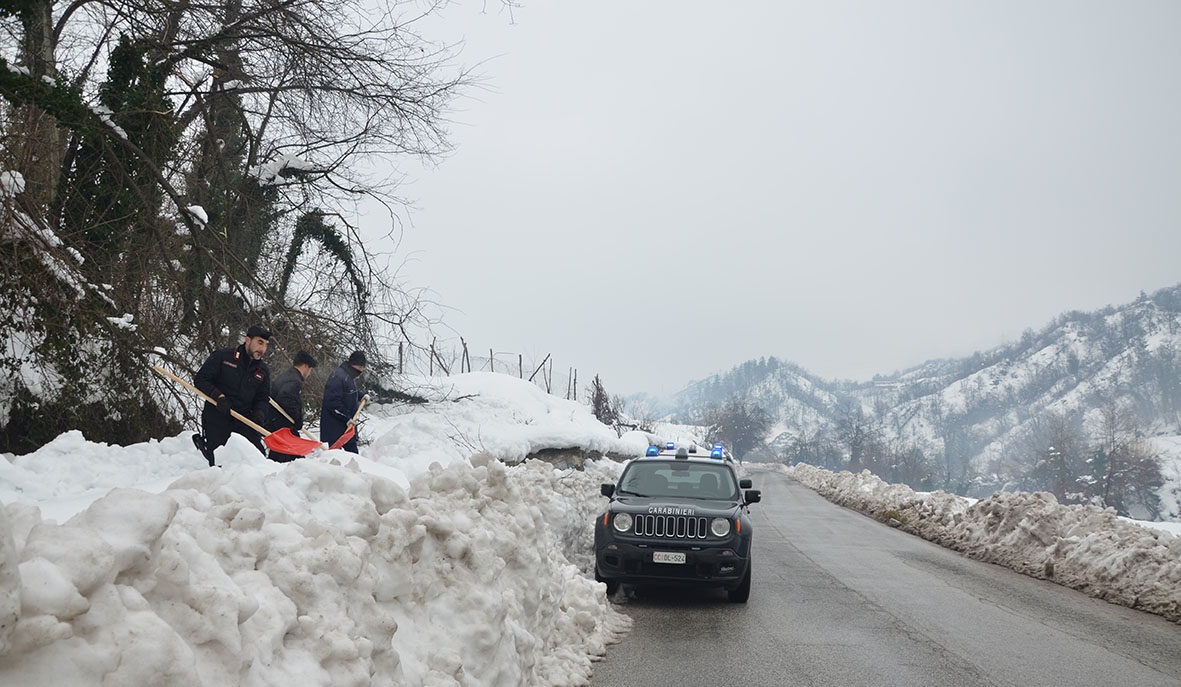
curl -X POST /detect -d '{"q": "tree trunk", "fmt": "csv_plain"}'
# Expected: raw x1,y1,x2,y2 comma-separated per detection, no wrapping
7,0,65,210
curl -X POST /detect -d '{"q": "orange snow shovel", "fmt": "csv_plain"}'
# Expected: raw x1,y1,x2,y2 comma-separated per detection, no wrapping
329,394,370,450
153,366,325,456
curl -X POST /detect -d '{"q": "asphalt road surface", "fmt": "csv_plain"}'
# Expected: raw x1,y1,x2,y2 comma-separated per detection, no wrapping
588,469,1181,687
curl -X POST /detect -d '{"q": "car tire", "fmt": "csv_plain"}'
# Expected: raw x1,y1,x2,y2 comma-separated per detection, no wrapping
727,562,751,603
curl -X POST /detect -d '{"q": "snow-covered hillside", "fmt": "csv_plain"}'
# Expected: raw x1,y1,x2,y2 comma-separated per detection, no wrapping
668,284,1181,516
878,293,1181,476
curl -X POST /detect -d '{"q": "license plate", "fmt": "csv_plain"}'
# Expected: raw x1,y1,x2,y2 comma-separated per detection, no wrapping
653,551,686,564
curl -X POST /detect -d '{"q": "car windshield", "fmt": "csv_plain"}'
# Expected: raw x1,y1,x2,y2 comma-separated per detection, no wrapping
618,461,738,500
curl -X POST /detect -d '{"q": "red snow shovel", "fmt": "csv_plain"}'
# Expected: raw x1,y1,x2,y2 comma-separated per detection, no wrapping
268,398,319,442
154,366,325,457
329,394,370,450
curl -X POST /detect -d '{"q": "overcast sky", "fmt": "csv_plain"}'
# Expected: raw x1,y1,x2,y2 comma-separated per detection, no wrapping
370,1,1181,397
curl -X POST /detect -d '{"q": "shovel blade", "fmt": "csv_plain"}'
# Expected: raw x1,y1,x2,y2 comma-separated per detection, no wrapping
263,428,323,456
329,425,356,451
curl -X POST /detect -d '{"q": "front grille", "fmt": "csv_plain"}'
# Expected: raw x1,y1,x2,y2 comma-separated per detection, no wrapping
633,514,709,539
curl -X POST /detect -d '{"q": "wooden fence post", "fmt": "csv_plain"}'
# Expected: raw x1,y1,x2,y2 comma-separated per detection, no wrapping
430,338,450,375
528,354,551,383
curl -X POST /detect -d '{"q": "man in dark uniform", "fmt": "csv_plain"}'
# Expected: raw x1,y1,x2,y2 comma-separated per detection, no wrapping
320,350,365,453
192,324,272,466
264,350,318,463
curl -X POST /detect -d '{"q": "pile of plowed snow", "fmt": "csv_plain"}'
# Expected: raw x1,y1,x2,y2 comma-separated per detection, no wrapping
779,463,1181,623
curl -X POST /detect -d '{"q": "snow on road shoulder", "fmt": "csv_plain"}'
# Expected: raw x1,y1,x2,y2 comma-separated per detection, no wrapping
777,462,1181,624
0,454,630,686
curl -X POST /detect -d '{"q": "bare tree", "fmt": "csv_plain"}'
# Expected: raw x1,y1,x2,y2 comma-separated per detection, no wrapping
885,441,935,490
783,427,842,471
586,374,620,427
0,0,481,448
699,394,772,460
1092,403,1164,517
835,402,881,473
620,397,657,434
1023,411,1088,503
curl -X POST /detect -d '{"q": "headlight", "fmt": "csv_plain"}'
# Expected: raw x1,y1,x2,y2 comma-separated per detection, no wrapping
613,513,633,533
710,518,731,537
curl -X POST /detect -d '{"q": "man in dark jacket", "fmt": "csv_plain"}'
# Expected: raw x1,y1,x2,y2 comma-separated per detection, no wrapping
265,350,318,463
192,324,272,466
320,350,365,453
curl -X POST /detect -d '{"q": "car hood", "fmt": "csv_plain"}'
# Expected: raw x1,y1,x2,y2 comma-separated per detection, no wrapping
610,495,742,518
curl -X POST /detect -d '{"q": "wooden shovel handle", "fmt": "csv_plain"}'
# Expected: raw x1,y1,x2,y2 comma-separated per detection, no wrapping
268,398,318,441
346,394,370,427
153,365,272,437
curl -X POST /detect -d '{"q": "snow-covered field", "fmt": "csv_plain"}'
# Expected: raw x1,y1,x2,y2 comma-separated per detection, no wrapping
2,370,1179,686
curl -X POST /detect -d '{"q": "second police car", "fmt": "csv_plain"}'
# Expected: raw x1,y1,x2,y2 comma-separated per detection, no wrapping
594,442,761,602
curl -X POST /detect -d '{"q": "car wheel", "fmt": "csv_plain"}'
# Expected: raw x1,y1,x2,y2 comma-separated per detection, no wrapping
727,562,751,603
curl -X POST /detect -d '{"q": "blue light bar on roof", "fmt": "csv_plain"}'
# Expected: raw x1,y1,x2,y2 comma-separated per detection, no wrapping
710,448,724,458
713,443,724,449
646,446,660,456
664,441,675,450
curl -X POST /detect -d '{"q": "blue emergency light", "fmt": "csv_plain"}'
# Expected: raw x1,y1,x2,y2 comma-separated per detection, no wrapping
710,448,724,459
646,446,660,456
664,441,675,450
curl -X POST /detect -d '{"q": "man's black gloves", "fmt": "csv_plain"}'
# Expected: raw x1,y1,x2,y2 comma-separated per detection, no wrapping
216,396,233,416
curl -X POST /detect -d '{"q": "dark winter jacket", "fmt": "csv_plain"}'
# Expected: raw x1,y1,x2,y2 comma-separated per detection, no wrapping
320,362,361,447
194,344,271,425
266,366,306,432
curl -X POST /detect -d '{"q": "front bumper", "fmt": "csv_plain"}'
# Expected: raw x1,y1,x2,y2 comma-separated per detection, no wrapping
595,537,749,587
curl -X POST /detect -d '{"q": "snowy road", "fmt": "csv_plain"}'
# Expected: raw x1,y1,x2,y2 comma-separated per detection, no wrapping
589,470,1181,687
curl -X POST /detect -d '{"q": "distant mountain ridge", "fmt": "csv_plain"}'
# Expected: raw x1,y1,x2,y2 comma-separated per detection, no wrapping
662,282,1181,514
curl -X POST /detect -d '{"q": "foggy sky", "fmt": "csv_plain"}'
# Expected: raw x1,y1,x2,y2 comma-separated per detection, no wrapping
370,1,1181,397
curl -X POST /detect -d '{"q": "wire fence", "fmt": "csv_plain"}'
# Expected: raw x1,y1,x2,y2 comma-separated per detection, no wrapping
391,338,586,402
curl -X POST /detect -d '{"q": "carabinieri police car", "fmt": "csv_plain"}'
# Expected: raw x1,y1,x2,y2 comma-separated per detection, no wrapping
594,442,761,602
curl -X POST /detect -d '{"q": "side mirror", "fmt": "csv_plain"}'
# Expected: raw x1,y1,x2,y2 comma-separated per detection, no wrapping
739,478,752,489
744,489,761,505
601,483,616,498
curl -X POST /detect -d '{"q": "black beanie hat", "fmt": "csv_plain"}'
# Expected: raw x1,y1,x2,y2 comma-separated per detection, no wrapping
348,350,367,367
246,324,272,340
293,350,318,368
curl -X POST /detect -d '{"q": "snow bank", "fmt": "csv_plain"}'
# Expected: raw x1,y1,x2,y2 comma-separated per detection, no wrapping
0,453,630,686
780,463,1181,624
363,372,649,475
